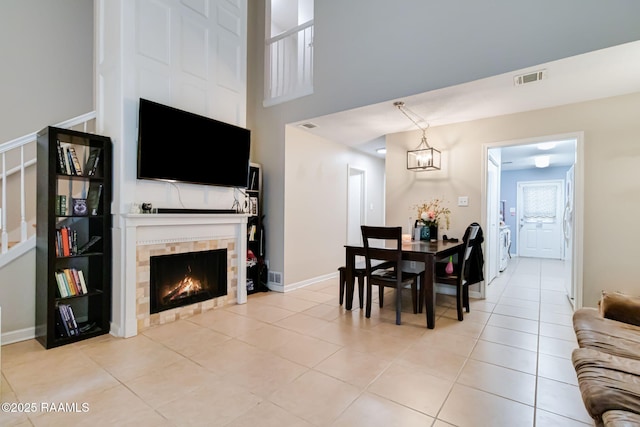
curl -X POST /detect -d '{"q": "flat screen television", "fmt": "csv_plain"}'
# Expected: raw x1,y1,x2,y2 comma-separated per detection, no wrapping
137,98,251,188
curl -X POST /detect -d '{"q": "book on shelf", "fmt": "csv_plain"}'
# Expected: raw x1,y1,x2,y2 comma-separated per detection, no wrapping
54,308,66,337
67,306,80,333
55,268,88,298
85,148,101,176
68,147,82,175
64,147,74,175
55,227,81,256
86,183,103,215
55,195,67,216
63,269,78,295
58,305,70,336
249,168,258,191
59,226,71,256
77,269,88,294
54,271,69,298
71,228,78,254
57,304,78,336
76,235,102,255
57,270,74,296
56,140,66,174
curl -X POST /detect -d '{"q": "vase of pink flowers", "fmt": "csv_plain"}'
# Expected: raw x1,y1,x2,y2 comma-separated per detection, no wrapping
415,198,451,242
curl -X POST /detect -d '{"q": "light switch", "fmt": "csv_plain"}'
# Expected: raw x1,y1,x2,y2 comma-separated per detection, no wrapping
458,196,469,207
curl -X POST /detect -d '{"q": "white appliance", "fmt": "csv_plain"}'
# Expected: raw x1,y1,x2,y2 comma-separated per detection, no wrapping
499,225,511,272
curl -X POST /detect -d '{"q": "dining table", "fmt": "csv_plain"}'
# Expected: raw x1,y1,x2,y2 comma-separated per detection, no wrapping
344,238,464,329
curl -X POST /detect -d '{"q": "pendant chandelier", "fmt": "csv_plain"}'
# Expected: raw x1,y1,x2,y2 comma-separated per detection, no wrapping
394,101,441,171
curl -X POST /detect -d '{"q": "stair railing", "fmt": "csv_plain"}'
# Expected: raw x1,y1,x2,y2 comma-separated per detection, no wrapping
0,112,96,256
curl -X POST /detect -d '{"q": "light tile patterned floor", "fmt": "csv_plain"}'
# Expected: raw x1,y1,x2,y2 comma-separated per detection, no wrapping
0,257,593,426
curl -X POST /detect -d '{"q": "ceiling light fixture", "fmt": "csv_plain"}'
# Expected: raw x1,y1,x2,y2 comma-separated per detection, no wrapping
376,147,387,154
534,155,550,168
537,142,557,150
394,101,441,171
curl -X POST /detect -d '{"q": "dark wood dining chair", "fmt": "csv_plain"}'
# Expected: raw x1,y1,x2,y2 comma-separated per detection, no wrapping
361,225,422,325
434,224,480,321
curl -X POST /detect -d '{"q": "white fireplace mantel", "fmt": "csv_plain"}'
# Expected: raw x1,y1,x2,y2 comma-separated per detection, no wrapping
117,213,248,338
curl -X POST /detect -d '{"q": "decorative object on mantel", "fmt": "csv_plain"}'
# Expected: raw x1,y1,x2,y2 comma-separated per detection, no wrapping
393,101,441,171
414,198,451,242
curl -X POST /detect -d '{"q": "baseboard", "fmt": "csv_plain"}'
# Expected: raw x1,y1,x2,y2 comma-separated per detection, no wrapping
267,271,339,293
1,326,35,346
265,273,485,301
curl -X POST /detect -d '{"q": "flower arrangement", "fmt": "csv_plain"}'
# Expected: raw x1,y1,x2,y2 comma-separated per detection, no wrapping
415,198,451,229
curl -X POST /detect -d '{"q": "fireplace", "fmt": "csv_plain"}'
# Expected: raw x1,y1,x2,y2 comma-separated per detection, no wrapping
150,249,227,314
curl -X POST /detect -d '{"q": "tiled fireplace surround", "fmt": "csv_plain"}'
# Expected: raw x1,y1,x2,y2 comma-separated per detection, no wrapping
122,214,248,337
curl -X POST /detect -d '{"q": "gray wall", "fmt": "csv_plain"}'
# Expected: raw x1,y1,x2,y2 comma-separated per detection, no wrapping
0,0,93,143
0,0,94,339
246,0,640,284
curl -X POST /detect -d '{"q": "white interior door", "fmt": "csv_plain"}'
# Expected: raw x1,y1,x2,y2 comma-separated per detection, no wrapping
517,180,564,259
347,166,366,245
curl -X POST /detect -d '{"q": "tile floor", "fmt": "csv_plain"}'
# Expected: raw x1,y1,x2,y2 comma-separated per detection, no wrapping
1,257,593,426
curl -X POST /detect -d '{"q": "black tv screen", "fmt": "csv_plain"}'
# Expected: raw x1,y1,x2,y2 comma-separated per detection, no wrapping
137,98,251,188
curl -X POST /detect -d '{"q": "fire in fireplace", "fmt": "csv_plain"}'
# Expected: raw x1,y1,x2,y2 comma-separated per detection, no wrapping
150,249,227,314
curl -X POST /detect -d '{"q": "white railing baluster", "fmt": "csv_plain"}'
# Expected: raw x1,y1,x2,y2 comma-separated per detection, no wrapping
1,152,7,254
20,145,27,241
264,20,314,105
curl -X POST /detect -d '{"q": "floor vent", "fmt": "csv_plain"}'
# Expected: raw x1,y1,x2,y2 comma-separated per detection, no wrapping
268,271,283,285
514,69,547,86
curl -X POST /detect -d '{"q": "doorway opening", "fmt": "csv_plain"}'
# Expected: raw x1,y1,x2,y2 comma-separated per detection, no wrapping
347,166,366,246
483,133,583,308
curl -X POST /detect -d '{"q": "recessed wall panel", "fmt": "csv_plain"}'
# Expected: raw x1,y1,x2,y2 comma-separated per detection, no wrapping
137,0,171,64
223,0,241,11
177,83,208,116
181,0,209,18
217,3,240,36
138,68,172,104
217,33,241,92
181,16,208,79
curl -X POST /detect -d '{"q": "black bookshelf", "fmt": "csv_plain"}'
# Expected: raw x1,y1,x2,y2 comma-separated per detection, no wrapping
36,126,112,349
246,163,268,294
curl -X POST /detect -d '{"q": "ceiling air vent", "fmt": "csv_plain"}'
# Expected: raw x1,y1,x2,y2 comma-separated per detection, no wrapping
514,69,547,86
299,122,318,129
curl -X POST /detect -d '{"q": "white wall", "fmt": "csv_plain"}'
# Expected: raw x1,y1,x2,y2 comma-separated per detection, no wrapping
283,125,385,287
385,92,640,308
246,0,640,287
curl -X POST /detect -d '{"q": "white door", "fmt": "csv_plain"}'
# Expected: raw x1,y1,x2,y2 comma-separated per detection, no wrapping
517,180,564,259
347,166,366,245
486,158,500,284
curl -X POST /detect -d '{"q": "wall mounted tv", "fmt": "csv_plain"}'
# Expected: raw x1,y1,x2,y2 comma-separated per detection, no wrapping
137,98,251,188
